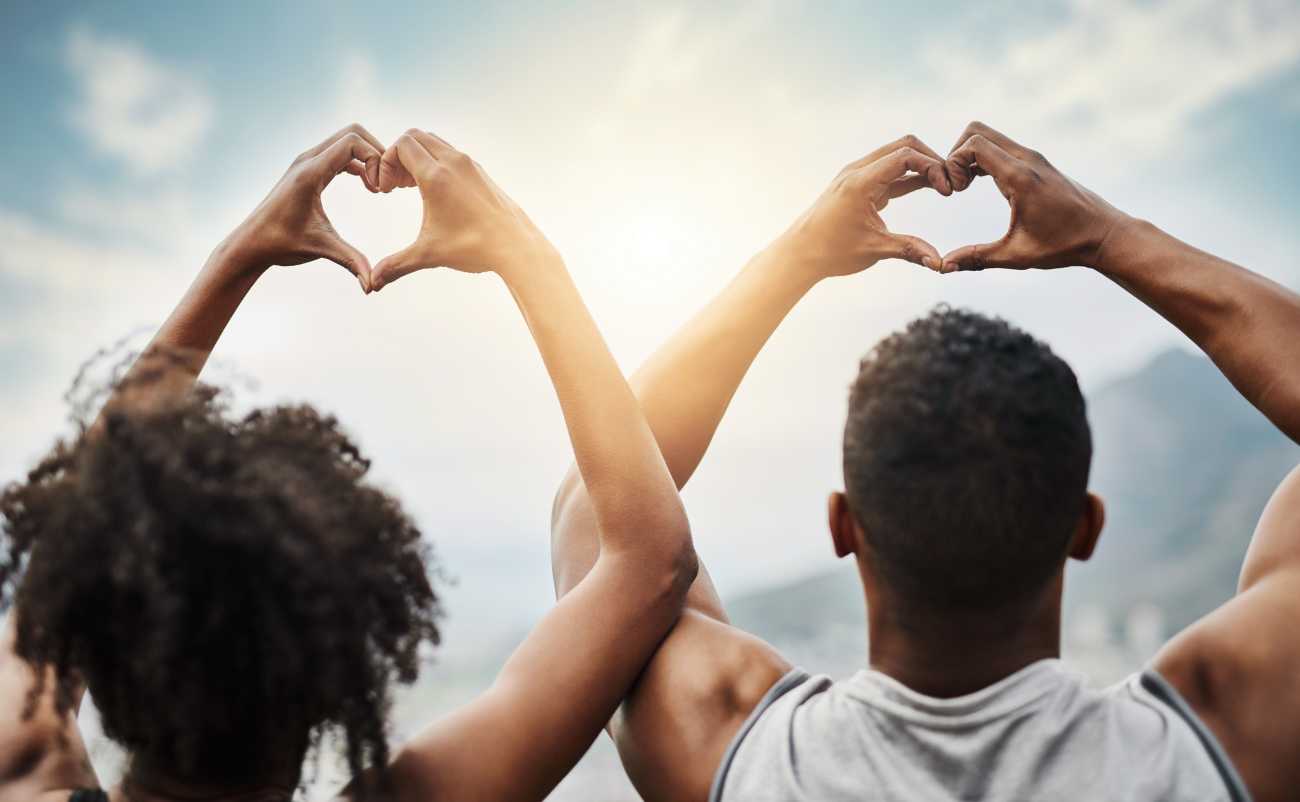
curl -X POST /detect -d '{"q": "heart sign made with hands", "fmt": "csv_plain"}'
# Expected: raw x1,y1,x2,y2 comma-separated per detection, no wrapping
770,124,1128,283
232,121,1125,296
938,122,1126,274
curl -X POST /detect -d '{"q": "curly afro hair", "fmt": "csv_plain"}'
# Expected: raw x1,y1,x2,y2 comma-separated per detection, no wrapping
843,305,1092,611
0,366,441,793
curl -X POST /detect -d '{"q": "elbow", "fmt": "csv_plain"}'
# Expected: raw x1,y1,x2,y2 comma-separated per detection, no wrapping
648,513,699,607
608,511,698,607
668,532,700,600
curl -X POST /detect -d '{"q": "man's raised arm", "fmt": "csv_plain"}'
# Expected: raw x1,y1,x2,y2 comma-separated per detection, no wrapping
943,121,1300,802
550,135,953,802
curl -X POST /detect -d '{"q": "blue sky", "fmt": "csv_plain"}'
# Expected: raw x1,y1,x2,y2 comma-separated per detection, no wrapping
4,0,1300,641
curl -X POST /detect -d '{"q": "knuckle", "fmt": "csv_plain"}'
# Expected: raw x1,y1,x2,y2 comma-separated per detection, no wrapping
902,134,923,150
404,127,422,138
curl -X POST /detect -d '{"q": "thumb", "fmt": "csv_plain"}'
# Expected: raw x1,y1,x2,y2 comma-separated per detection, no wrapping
939,239,1017,274
885,233,942,271
318,232,373,293
371,243,431,292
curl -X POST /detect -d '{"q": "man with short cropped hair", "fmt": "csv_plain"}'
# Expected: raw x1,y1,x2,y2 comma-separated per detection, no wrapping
552,123,1300,802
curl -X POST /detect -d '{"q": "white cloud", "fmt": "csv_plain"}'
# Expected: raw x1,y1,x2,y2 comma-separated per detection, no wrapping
909,0,1300,156
65,28,214,174
57,185,197,245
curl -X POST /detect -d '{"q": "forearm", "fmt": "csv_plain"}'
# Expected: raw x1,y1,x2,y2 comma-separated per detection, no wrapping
504,252,691,565
631,243,820,485
104,237,262,418
550,242,818,597
1097,217,1300,442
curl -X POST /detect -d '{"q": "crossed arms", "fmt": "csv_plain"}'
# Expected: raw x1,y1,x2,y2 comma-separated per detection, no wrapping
551,123,1300,802
3,119,1299,802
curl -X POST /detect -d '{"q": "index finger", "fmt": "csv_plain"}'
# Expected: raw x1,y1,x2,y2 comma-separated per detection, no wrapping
404,128,458,161
307,123,385,159
856,147,948,193
315,133,383,190
948,121,1033,161
392,132,441,184
947,135,1028,195
842,135,951,194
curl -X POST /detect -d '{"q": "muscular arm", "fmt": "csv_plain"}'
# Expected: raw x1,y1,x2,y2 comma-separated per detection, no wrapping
0,123,384,802
551,135,954,802
1103,224,1300,802
338,131,695,802
941,121,1300,802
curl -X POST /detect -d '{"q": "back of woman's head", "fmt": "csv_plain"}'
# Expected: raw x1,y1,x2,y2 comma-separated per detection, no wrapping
0,374,441,789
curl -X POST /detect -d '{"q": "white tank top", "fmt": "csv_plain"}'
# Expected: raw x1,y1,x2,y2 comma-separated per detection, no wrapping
710,659,1251,802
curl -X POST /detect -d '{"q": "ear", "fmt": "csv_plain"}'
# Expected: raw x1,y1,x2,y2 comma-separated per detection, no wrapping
1067,492,1105,562
827,491,860,559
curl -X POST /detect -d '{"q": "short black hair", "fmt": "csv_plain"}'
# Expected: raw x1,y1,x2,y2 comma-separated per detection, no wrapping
0,370,441,794
843,306,1091,610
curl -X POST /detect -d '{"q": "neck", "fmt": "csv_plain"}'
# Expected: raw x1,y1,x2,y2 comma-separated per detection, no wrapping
864,574,1064,698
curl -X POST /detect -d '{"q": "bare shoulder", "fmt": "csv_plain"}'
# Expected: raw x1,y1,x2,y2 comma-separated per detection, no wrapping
0,624,96,802
1154,568,1300,802
612,610,792,802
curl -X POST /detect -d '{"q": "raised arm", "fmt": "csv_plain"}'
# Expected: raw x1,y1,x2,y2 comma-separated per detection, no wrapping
341,130,695,802
550,136,954,802
942,121,1300,802
0,123,384,802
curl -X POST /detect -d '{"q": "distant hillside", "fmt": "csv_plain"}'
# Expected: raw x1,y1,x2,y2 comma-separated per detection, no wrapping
728,348,1300,676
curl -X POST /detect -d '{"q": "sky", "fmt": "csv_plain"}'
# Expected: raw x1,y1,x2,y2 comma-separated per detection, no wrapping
3,0,1300,646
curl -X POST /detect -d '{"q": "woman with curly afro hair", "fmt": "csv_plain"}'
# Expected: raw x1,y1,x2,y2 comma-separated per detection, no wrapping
0,124,696,802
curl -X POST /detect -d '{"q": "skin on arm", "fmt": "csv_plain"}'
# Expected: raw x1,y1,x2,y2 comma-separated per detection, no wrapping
336,130,696,802
550,135,955,802
942,121,1300,802
0,123,386,802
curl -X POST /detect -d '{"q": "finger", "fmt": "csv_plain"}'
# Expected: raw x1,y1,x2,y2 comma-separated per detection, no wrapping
371,243,432,292
884,233,942,271
306,123,386,187
843,137,952,195
939,239,1017,273
845,134,944,171
948,121,1034,162
307,123,385,159
315,133,383,196
886,174,931,201
404,128,457,161
946,135,1027,195
858,147,949,195
392,133,441,186
344,159,379,192
316,230,374,293
378,144,416,192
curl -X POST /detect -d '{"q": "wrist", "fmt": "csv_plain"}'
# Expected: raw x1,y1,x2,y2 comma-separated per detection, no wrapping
210,226,273,284
493,233,565,284
760,233,830,289
1091,214,1157,277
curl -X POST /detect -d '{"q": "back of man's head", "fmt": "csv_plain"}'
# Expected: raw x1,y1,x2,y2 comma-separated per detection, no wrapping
843,306,1092,613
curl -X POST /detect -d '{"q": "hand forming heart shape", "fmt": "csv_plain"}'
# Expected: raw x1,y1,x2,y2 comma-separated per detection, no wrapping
770,124,1127,281
937,122,1125,273
225,121,1126,296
